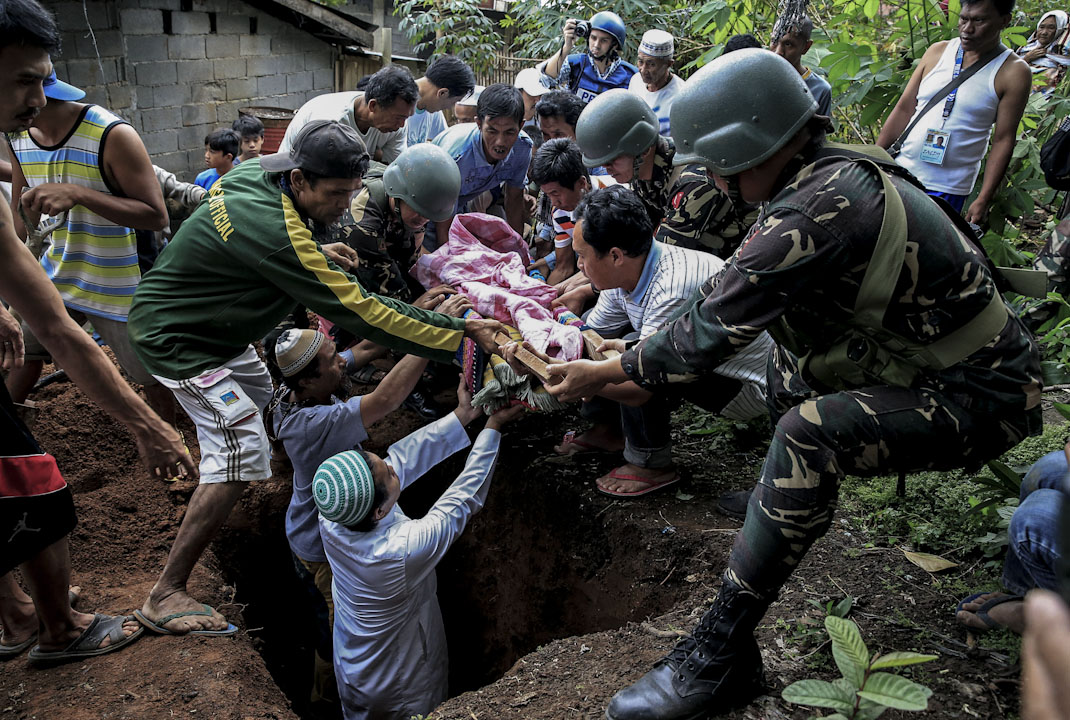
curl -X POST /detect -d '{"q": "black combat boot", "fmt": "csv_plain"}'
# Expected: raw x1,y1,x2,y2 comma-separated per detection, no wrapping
605,575,771,720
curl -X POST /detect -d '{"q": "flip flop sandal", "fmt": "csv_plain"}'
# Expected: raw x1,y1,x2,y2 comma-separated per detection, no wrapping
553,430,621,457
349,365,387,385
955,592,1024,632
596,467,681,498
27,613,144,665
134,604,238,636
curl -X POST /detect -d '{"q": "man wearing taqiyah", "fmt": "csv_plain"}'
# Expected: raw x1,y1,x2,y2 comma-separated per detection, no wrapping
315,395,524,720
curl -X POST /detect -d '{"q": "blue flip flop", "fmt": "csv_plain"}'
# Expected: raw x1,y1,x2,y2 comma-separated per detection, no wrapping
134,604,238,636
955,591,1024,632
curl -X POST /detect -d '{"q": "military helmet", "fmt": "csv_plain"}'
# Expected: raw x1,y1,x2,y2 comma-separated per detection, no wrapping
382,144,461,222
574,89,659,168
670,48,817,175
590,11,627,50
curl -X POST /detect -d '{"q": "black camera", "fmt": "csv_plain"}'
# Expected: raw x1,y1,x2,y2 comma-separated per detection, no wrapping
574,20,591,38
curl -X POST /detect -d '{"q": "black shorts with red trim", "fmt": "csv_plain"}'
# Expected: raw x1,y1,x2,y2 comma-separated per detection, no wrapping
0,383,76,574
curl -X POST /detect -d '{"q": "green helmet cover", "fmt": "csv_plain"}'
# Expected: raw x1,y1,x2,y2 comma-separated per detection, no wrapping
382,143,461,222
670,48,817,175
574,89,659,168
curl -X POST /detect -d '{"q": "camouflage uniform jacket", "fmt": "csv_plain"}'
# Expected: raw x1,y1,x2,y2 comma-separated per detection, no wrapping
346,178,421,301
621,146,1043,418
632,136,758,259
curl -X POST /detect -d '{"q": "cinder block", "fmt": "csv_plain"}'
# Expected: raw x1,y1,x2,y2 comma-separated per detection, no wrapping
168,35,206,60
74,29,124,58
142,106,183,133
66,58,118,87
108,83,133,110
225,77,257,101
181,104,216,127
121,8,165,35
176,61,215,84
54,2,95,32
139,0,181,9
191,0,229,11
213,58,246,80
257,74,286,97
286,71,314,94
312,67,334,91
125,34,169,62
152,150,188,175
172,11,211,34
215,101,243,124
141,129,180,155
205,34,240,59
135,61,178,87
280,54,306,74
179,124,214,151
304,51,332,71
192,81,227,104
83,86,108,106
153,84,191,107
215,13,249,35
245,56,280,77
239,34,272,56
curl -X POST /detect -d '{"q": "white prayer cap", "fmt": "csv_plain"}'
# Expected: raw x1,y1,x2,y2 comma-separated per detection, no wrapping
638,29,674,58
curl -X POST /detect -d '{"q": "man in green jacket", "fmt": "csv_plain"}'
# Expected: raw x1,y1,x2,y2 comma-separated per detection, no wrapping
128,120,503,636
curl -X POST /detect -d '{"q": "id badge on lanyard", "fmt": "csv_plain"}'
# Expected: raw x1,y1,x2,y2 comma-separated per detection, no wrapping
921,45,963,166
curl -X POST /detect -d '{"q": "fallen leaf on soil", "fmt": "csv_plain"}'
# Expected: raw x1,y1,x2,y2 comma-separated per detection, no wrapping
901,549,959,573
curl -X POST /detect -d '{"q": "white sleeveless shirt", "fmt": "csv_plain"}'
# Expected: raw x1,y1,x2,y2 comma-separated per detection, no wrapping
896,38,1011,195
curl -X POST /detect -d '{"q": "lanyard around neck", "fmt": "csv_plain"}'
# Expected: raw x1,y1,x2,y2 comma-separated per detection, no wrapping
941,44,965,124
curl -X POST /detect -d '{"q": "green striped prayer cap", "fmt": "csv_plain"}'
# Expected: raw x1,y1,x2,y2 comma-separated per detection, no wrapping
313,450,375,527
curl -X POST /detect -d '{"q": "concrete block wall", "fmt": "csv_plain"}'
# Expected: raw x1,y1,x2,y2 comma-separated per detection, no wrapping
45,0,338,179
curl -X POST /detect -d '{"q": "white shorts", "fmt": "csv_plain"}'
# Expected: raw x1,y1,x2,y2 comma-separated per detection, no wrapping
154,346,273,485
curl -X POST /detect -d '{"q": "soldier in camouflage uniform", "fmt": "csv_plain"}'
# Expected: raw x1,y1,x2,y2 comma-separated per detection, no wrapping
1022,214,1070,332
574,88,757,259
337,147,461,303
546,50,1043,720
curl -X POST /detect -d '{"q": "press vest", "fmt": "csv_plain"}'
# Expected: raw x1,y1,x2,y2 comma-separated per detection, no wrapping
897,38,1011,195
566,53,638,103
10,105,140,321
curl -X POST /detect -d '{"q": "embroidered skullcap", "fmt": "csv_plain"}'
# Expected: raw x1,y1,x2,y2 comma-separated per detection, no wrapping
274,329,324,378
639,29,674,58
314,450,376,527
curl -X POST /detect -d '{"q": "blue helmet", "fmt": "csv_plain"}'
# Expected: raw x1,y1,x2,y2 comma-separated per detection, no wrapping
590,11,626,51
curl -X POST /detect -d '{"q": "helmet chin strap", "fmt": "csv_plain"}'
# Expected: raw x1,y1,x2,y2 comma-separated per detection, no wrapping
722,174,745,207
588,45,619,64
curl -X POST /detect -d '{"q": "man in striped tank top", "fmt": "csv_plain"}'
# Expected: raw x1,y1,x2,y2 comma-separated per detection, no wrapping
5,66,173,423
0,0,194,665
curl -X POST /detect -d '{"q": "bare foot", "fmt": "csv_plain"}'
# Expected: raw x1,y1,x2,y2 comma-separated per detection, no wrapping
597,464,679,495
957,592,1026,635
554,425,625,455
0,585,82,647
140,589,229,634
36,611,141,652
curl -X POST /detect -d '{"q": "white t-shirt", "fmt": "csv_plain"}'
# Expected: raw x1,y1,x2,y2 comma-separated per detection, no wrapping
628,73,685,137
280,91,407,163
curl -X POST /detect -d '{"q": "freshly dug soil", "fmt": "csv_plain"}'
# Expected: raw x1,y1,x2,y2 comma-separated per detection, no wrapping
1,372,1019,720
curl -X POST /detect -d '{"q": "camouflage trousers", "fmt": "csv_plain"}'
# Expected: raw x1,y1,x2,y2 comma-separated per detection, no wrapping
726,345,1037,596
1022,222,1070,332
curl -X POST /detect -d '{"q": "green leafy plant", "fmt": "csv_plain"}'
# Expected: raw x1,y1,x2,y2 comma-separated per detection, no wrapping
394,0,502,75
782,616,937,720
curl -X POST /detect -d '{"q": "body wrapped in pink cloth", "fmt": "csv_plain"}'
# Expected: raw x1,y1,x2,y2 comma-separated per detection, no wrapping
413,213,583,361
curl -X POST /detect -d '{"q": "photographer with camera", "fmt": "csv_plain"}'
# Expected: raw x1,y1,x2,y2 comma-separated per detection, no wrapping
539,11,637,103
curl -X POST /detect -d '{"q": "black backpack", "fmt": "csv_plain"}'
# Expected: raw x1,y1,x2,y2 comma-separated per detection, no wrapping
1041,116,1070,191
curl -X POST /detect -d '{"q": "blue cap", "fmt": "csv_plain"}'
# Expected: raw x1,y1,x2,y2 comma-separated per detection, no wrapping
43,70,86,101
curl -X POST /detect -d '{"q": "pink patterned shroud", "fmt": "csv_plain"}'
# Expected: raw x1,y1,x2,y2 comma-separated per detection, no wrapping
412,213,583,360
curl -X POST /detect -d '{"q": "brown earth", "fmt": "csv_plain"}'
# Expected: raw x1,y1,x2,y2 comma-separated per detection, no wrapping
1,370,1022,720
